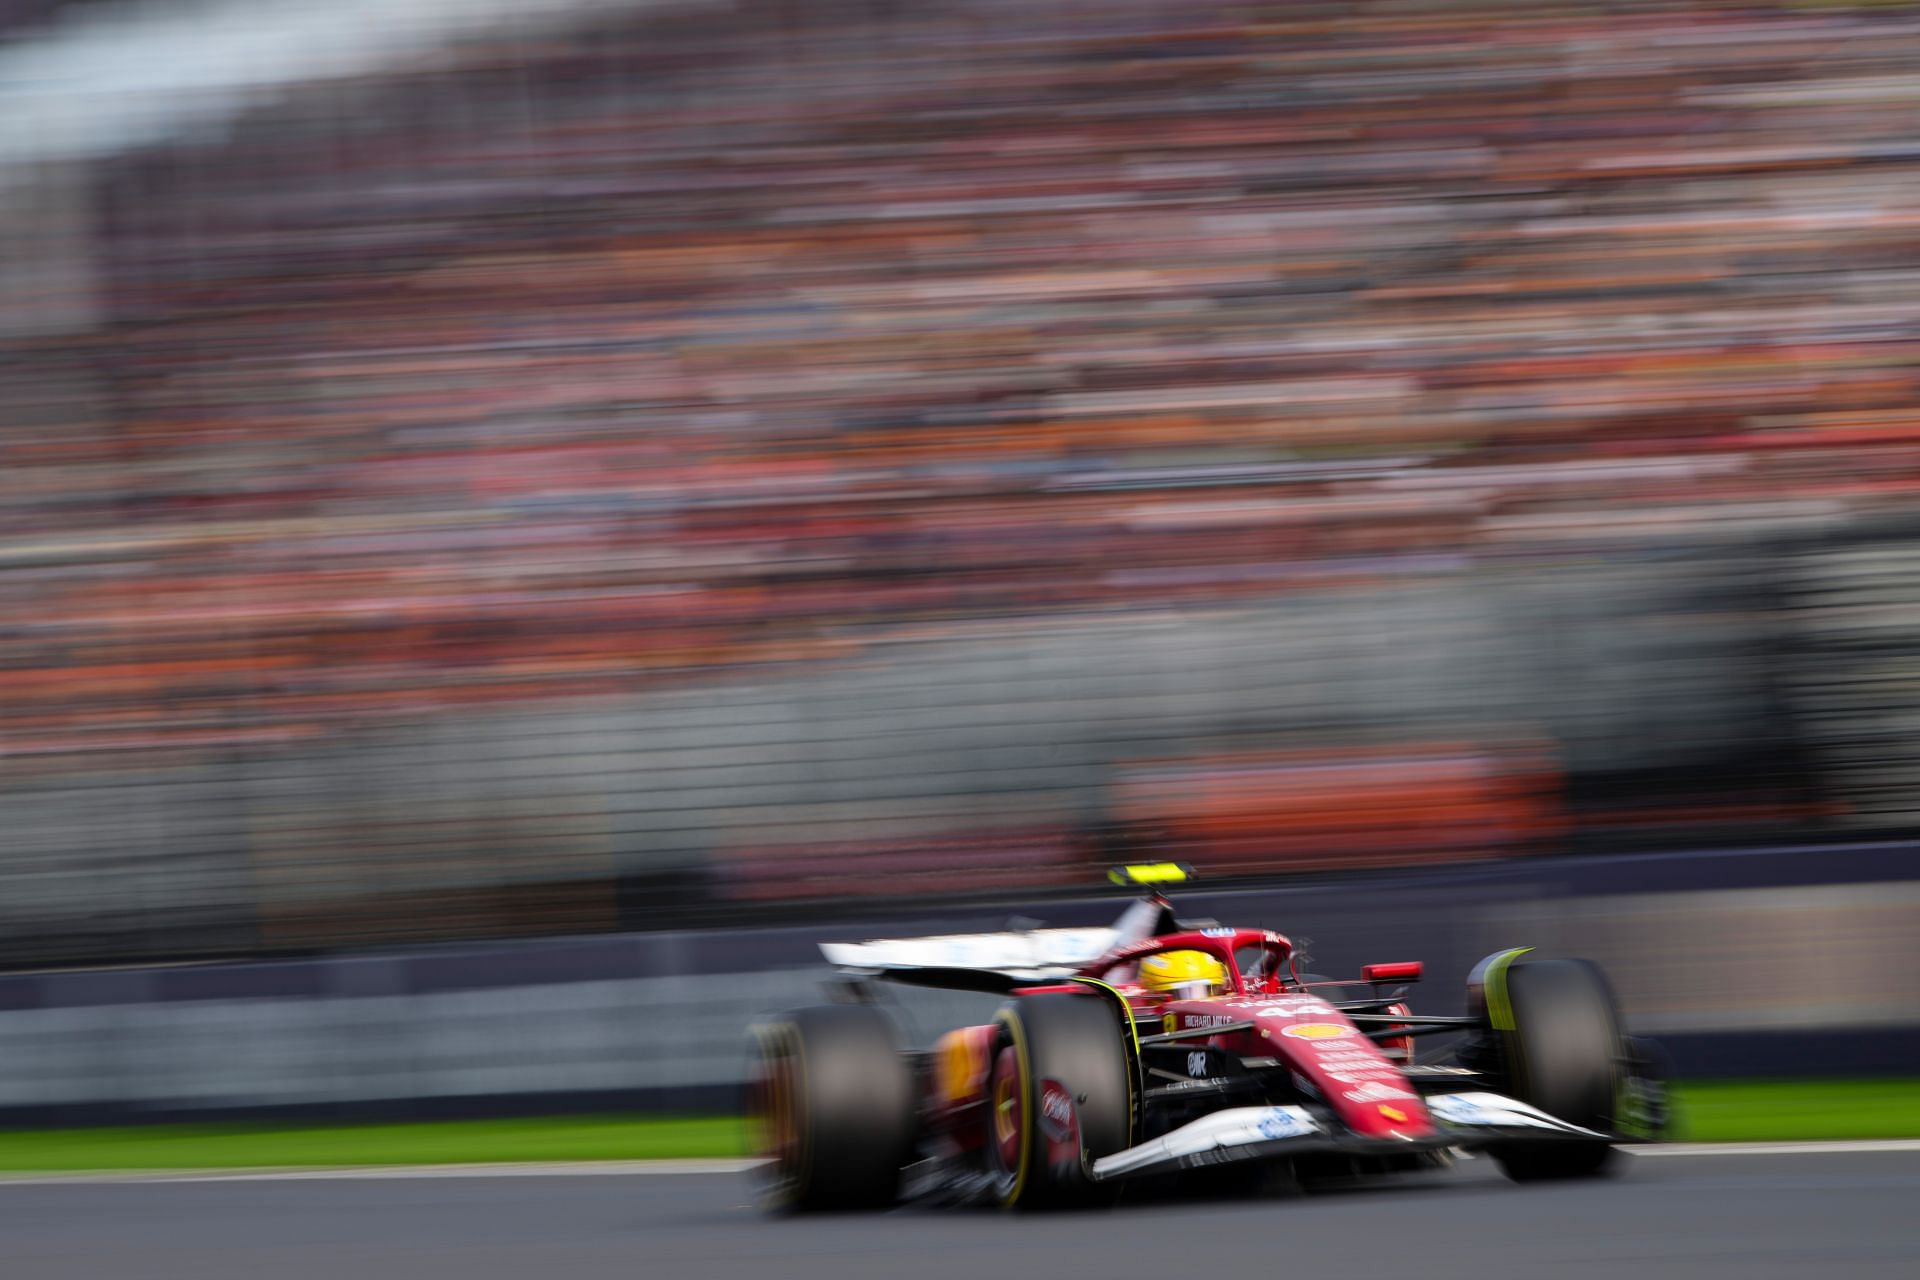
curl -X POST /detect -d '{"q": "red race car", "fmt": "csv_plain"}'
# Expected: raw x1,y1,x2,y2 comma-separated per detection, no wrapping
750,865,1669,1211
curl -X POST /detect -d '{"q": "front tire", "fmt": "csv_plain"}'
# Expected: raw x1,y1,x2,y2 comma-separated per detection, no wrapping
1474,955,1624,1182
750,1004,916,1211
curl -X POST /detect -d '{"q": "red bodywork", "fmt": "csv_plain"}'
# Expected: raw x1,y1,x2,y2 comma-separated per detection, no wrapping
929,925,1433,1147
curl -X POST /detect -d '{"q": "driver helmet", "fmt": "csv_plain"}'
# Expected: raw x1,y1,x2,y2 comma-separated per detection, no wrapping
1140,949,1227,999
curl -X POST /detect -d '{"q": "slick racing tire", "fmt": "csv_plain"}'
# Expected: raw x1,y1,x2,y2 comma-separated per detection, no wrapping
1475,955,1623,1182
985,993,1133,1210
750,1004,916,1212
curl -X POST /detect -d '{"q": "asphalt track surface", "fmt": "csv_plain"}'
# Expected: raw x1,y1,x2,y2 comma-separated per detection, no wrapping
5,1149,1916,1280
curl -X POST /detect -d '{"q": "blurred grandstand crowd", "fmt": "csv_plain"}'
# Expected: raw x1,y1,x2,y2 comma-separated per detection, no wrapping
4,0,1920,964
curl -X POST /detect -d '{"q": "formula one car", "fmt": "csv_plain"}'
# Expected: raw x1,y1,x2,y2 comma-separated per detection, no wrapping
749,865,1669,1211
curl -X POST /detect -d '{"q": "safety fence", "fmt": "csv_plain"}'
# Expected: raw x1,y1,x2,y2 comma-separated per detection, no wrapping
0,842,1913,1123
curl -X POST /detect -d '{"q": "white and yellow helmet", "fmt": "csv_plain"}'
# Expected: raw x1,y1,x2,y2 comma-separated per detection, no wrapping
1139,949,1227,998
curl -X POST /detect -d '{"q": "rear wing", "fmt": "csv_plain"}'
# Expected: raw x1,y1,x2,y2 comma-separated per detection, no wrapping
819,927,1115,986
818,864,1198,989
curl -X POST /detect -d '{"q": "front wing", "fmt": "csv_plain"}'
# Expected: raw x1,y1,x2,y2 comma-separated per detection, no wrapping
1087,1092,1616,1183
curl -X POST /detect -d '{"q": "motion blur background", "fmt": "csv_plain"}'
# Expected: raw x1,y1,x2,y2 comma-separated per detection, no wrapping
1,0,1918,1118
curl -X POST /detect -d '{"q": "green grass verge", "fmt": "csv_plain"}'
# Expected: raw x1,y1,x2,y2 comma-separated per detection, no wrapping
0,1079,1913,1171
1672,1078,1920,1143
0,1114,749,1172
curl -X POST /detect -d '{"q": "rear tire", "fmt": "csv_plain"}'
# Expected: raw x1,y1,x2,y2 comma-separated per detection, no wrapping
750,1004,916,1211
985,993,1133,1210
1480,957,1623,1182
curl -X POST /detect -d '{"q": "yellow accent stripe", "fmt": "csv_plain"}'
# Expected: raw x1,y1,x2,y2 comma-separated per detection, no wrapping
1108,862,1190,886
1069,976,1140,1149
1484,947,1533,1032
992,1008,1033,1206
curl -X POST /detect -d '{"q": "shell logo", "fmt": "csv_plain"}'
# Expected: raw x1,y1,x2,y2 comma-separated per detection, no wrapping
1378,1105,1409,1123
1280,1022,1353,1041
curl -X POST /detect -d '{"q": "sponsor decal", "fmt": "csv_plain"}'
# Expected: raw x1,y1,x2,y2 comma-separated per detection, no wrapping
1256,1109,1311,1140
1183,1012,1242,1029
1187,1051,1209,1078
1323,1069,1402,1085
1157,1077,1215,1094
1038,1080,1076,1141
1426,1094,1488,1125
1344,1081,1418,1104
1201,927,1237,937
1378,1105,1409,1123
1281,1023,1353,1041
1228,996,1330,1014
1163,1012,1179,1035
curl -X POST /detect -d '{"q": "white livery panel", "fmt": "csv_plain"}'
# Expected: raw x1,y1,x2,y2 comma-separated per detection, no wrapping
1425,1091,1610,1139
1090,1106,1322,1180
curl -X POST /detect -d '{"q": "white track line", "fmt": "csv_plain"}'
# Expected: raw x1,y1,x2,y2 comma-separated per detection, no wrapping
0,1158,765,1185
2,1143,1918,1186
1626,1139,1920,1157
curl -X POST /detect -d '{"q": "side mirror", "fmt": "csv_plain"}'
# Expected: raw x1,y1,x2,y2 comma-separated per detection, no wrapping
1362,961,1423,984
